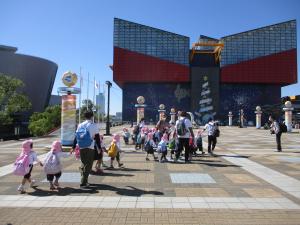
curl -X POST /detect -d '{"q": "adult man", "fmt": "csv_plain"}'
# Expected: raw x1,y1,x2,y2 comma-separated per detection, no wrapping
269,115,282,152
134,118,145,150
71,111,101,187
202,118,218,155
175,111,194,163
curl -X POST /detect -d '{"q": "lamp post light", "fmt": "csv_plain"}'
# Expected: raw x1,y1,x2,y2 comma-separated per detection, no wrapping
105,81,112,136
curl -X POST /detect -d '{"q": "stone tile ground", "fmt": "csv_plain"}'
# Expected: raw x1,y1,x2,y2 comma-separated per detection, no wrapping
0,126,299,224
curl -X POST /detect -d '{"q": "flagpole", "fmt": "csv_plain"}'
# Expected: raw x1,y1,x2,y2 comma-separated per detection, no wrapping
79,67,82,124
98,80,100,125
87,72,89,111
93,76,96,107
93,76,96,123
103,83,105,124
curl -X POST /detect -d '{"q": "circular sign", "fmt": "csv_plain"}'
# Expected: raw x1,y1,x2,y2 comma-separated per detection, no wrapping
137,96,145,104
170,108,176,113
256,106,261,111
62,71,78,87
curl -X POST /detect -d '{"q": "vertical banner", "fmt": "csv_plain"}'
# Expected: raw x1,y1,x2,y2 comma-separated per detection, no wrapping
190,67,220,124
61,95,76,146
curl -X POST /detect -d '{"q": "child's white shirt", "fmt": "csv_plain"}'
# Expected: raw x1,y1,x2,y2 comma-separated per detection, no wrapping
28,151,38,165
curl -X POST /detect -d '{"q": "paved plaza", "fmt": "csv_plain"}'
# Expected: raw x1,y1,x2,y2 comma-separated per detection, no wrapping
0,126,300,224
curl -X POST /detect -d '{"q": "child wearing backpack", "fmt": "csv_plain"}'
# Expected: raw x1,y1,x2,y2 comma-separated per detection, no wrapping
94,134,105,173
108,134,124,169
122,128,131,145
144,132,158,161
157,133,168,162
43,141,68,190
140,127,149,151
196,129,204,155
15,140,43,193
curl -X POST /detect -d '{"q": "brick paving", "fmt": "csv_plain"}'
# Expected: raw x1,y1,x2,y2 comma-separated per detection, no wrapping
0,126,299,224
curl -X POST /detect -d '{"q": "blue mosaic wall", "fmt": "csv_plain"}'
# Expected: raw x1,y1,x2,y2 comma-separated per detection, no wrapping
219,84,281,124
122,83,191,122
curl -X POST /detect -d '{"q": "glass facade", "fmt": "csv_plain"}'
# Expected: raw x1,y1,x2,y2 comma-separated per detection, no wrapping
221,20,296,67
114,18,190,66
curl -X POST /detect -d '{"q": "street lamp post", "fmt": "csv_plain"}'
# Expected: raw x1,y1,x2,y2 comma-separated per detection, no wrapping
105,81,112,136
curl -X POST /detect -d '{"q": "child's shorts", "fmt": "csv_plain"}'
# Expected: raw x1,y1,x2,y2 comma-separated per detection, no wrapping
94,148,103,160
24,165,33,179
47,172,62,182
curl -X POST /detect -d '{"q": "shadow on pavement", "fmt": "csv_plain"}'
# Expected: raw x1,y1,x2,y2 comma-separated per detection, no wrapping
90,171,135,176
87,184,164,196
198,162,241,167
28,186,98,196
215,154,250,158
28,184,164,197
106,168,151,172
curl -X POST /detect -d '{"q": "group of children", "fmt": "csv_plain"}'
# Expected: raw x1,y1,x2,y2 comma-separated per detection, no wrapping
13,133,124,193
13,125,206,193
122,125,205,162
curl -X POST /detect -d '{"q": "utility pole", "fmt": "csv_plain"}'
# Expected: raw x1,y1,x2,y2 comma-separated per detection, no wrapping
105,81,112,135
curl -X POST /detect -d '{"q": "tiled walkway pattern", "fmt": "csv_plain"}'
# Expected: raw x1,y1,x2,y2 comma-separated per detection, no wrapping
0,195,299,209
223,154,300,199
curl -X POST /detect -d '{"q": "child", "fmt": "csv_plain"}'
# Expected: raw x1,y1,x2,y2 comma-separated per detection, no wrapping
157,133,168,162
196,129,204,154
15,140,43,193
168,138,176,159
94,134,106,173
189,137,197,158
108,134,124,169
168,122,176,159
140,127,148,151
144,132,157,161
43,141,67,190
122,128,131,145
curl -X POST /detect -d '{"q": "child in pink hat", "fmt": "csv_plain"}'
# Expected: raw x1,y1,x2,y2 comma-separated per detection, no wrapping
43,140,68,190
144,132,157,161
14,140,43,193
94,134,106,174
108,134,124,169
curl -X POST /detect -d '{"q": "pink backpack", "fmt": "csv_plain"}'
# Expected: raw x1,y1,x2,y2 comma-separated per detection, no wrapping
43,153,62,174
75,145,80,160
13,155,30,176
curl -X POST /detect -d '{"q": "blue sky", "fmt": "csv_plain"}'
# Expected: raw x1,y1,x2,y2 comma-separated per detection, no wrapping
0,0,299,114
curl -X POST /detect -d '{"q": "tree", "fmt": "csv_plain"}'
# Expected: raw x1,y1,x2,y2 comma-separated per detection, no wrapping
0,74,31,125
80,99,97,119
28,105,61,136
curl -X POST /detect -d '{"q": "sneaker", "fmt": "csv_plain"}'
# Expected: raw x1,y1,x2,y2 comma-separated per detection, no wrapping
17,185,25,193
80,183,90,188
50,184,56,190
96,169,104,174
118,163,124,168
146,157,150,161
30,180,36,188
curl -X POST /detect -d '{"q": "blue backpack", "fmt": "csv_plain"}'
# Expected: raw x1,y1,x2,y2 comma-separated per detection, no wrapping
76,124,93,148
